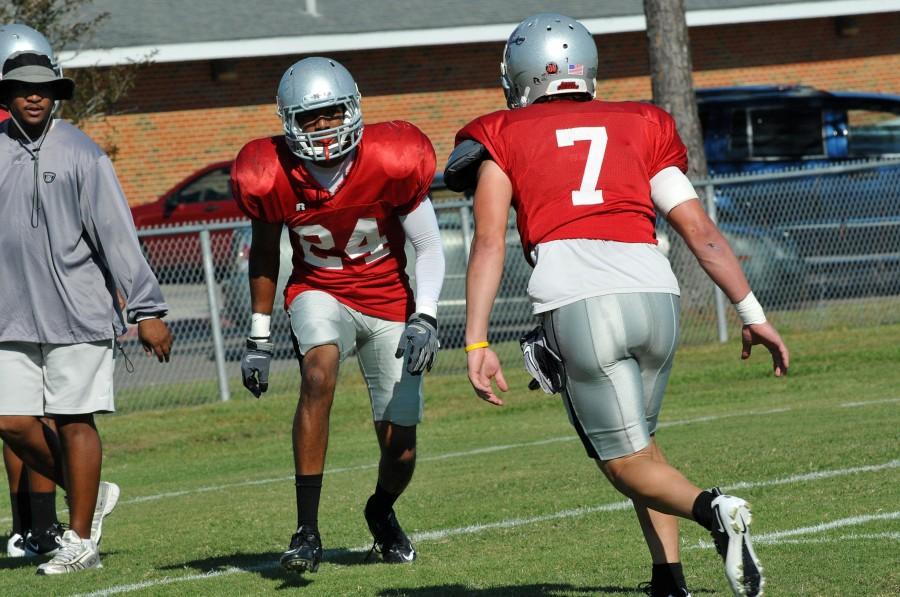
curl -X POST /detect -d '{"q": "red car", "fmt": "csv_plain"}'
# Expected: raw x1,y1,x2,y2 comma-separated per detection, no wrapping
131,161,243,280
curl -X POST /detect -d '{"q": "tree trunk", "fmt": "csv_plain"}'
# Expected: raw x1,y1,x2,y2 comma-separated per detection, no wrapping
644,0,714,322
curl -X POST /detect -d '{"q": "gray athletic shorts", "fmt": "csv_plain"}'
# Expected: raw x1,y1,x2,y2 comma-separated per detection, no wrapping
288,290,423,426
0,340,115,416
542,292,679,461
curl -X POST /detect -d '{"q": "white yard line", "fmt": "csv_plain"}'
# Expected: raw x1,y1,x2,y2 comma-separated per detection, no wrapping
840,397,900,408
70,458,899,597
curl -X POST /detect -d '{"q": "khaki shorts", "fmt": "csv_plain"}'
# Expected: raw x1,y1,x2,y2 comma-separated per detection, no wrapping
543,293,679,461
288,291,423,426
0,340,115,416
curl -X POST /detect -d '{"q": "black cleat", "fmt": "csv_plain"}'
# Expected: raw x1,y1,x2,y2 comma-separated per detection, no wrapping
639,581,692,597
364,496,416,563
279,526,323,574
24,522,65,557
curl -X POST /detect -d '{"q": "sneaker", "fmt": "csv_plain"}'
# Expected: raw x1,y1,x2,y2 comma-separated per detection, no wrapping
280,526,323,574
364,496,416,563
639,581,692,597
24,522,66,557
6,533,26,558
35,530,101,575
710,489,764,597
91,481,120,546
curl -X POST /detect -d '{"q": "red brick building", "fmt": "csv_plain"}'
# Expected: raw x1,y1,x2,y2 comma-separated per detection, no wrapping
58,0,900,206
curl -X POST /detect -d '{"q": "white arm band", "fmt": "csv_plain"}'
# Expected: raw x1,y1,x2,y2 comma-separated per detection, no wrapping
250,313,272,338
734,291,767,325
400,198,445,319
650,166,698,216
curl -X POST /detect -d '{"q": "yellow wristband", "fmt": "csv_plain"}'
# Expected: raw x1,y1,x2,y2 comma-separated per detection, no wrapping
464,341,490,353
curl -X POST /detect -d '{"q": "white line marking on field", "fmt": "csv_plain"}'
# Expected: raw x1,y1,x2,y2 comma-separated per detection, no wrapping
753,532,900,545
692,511,900,549
68,459,899,597
840,397,900,408
110,406,797,508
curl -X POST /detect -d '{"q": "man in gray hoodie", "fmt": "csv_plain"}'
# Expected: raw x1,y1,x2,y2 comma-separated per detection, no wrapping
0,50,172,574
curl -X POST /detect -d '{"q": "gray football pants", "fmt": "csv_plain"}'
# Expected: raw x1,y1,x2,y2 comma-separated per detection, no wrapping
542,292,680,461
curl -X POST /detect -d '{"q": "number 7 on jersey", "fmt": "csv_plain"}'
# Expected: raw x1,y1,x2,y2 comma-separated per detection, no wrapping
555,127,607,206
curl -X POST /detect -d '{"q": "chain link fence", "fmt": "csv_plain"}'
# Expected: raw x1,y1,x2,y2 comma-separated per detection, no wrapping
118,160,900,411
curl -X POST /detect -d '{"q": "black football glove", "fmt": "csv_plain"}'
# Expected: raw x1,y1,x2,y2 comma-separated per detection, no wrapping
241,337,274,398
395,313,440,375
520,325,565,394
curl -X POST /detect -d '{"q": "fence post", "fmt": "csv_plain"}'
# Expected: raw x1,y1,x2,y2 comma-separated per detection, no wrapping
704,181,729,343
200,229,231,402
460,203,473,264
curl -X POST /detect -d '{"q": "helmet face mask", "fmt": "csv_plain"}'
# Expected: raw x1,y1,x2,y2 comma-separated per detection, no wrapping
500,13,598,109
276,57,363,162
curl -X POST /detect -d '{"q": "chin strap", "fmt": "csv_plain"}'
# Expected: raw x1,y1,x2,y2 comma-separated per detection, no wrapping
8,113,53,228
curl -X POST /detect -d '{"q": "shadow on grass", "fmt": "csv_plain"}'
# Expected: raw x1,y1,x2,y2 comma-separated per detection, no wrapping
160,547,374,590
378,584,717,596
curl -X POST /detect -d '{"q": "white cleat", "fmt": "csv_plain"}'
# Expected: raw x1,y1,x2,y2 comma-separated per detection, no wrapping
91,481,120,546
6,533,26,558
710,492,764,597
36,530,101,575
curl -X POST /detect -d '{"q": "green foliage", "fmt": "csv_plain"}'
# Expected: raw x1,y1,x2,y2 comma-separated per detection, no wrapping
0,324,897,595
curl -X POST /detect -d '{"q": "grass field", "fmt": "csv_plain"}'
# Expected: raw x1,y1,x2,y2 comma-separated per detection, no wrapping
1,323,898,596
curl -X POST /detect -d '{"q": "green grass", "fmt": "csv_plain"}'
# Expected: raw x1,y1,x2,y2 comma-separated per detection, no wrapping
1,324,898,596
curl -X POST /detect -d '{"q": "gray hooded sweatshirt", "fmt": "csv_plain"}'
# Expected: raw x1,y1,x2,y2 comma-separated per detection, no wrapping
0,118,167,344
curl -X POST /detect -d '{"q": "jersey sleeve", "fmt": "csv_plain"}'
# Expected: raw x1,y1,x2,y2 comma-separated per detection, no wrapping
646,105,689,178
386,122,437,216
231,138,284,224
455,112,509,172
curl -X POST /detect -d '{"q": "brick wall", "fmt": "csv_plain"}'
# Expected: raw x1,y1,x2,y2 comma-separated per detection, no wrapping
78,12,900,206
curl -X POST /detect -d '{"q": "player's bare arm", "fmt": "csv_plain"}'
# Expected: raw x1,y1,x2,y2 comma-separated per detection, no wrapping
667,199,790,376
465,160,513,405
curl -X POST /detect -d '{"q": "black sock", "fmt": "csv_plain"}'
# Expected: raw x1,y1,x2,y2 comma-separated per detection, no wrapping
295,474,323,531
9,492,31,535
692,490,717,531
367,482,399,518
29,492,58,534
652,562,687,592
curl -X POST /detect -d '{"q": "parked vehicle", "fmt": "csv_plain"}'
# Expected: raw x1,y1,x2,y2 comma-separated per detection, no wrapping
694,85,900,299
132,161,244,281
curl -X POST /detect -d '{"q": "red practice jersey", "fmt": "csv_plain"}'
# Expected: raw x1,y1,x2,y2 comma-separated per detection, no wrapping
232,121,437,321
0,108,8,121
456,99,688,261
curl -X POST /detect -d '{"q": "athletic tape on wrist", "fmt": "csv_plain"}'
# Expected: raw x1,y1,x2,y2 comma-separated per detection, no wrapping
734,291,767,325
250,313,271,338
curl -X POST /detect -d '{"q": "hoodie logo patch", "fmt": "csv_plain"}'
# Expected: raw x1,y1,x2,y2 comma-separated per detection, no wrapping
43,172,56,183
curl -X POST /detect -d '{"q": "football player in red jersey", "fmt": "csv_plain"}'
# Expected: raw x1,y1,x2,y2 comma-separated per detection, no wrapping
446,13,788,597
233,57,445,574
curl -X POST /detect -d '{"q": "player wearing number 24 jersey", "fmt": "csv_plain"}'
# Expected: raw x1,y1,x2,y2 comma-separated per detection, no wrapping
232,119,434,321
233,57,444,575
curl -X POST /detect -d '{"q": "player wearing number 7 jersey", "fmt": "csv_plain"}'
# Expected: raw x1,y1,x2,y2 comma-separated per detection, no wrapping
231,57,445,574
446,13,789,597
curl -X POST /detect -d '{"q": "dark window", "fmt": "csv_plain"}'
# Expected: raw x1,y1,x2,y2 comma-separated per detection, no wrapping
748,108,824,158
846,109,900,156
728,109,750,159
173,167,232,205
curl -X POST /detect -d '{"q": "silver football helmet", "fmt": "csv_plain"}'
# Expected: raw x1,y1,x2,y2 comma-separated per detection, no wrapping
0,23,60,77
501,13,598,109
276,57,363,162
